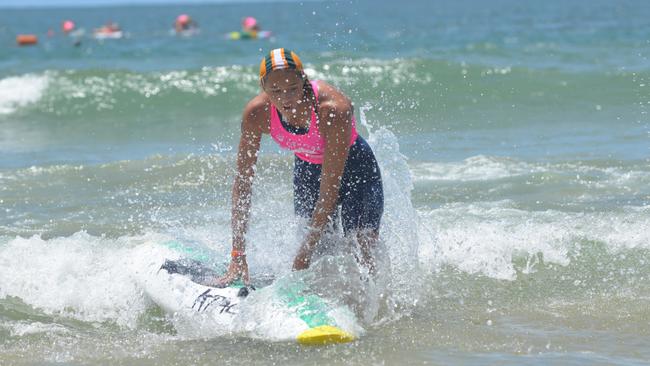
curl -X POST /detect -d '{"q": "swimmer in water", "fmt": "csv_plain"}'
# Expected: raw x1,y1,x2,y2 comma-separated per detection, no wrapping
240,17,260,39
62,20,75,34
174,14,198,34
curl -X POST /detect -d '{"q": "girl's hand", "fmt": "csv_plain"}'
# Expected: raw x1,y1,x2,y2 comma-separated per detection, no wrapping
292,244,312,271
212,256,249,287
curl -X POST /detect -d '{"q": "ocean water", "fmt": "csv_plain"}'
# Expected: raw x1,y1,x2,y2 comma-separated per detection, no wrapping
1,0,649,364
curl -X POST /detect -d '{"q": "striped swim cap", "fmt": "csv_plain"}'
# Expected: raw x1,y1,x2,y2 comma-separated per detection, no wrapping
259,48,303,79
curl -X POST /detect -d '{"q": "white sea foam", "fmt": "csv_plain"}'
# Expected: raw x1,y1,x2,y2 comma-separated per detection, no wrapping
0,74,49,115
417,202,650,280
5,321,69,337
0,232,159,327
359,104,423,321
411,155,547,182
411,156,650,192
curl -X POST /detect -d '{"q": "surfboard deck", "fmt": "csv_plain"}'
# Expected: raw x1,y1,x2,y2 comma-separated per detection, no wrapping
135,240,357,345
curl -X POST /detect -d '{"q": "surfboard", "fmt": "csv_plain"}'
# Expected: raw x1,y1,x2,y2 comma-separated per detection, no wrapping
170,28,201,37
134,240,358,345
227,30,272,40
93,31,123,40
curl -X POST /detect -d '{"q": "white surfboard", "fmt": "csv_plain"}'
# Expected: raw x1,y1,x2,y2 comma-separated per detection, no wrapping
132,241,359,345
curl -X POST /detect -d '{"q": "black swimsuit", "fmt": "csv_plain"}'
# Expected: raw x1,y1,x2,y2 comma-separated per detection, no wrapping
277,109,384,233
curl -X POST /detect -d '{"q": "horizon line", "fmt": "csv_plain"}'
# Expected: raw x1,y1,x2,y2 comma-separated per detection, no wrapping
0,0,323,10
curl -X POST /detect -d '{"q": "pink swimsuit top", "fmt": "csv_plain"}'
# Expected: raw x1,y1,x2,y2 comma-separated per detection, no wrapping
269,80,358,164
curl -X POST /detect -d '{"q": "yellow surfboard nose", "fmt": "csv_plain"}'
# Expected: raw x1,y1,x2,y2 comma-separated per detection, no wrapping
296,325,355,345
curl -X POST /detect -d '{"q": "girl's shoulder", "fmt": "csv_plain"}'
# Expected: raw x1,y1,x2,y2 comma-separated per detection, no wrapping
242,92,272,134
314,80,353,115
244,92,271,112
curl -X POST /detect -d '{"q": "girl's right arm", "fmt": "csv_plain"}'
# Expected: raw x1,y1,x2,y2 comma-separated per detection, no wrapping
214,97,268,286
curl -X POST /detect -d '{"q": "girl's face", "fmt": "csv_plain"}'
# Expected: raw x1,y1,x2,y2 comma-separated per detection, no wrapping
262,70,306,115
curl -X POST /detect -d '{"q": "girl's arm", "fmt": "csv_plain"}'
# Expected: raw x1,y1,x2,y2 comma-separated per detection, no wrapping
215,97,267,286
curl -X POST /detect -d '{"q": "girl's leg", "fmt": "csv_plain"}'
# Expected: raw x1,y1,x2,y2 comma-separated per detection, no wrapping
293,156,321,218
356,229,380,275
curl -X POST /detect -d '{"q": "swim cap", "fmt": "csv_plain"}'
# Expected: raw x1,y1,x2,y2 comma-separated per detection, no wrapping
177,14,190,24
242,16,257,29
259,48,303,79
62,20,75,33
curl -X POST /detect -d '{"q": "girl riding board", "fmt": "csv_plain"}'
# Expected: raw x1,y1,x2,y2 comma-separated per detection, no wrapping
216,48,384,286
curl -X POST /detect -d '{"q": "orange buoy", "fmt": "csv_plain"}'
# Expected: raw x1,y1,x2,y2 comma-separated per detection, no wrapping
16,34,38,46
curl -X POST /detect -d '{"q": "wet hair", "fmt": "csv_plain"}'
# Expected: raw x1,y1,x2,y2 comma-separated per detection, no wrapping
301,73,319,115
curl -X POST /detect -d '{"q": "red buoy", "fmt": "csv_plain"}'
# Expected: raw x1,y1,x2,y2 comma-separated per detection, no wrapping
16,34,38,46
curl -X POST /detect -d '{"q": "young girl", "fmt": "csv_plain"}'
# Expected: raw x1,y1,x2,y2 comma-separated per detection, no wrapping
216,48,383,286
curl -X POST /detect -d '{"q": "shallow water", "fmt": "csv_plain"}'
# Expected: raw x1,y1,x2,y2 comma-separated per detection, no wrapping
1,0,649,364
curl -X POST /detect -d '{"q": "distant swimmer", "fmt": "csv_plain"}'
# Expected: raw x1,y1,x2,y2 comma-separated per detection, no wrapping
93,21,123,39
174,14,199,36
214,48,384,286
62,19,84,44
242,16,260,33
62,20,75,34
228,16,271,40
